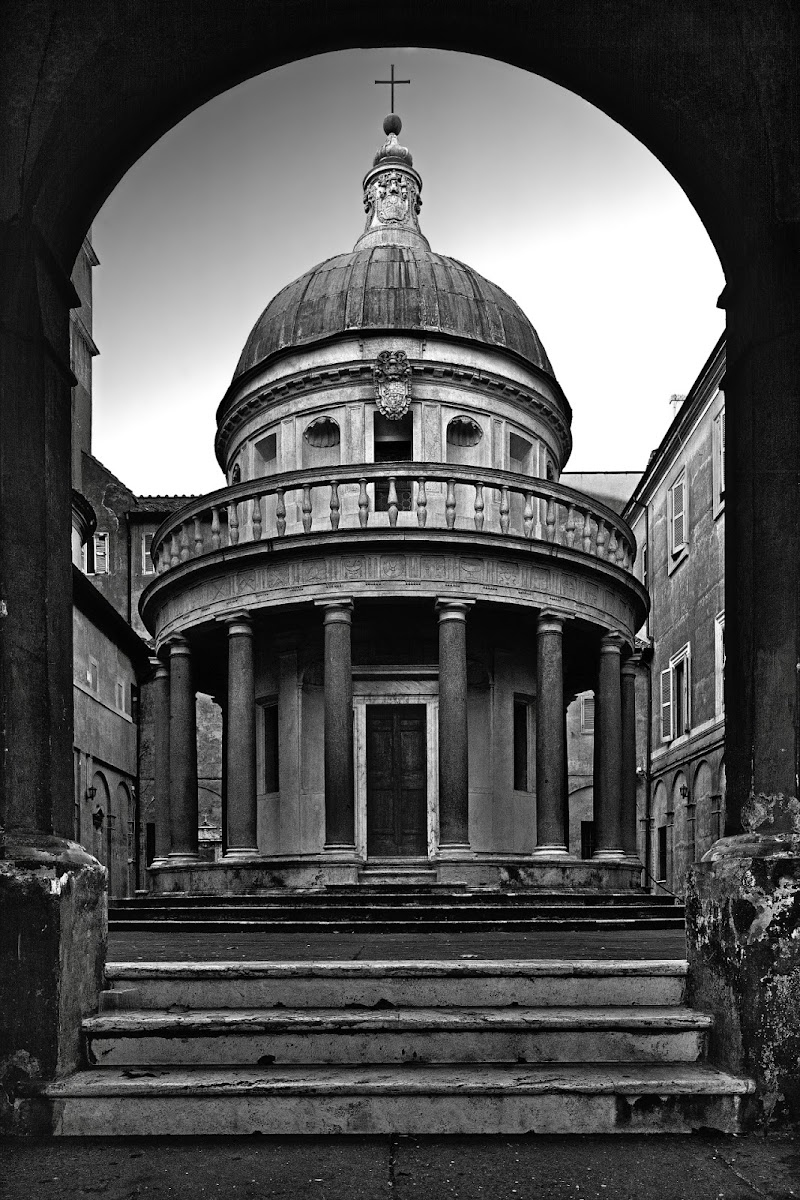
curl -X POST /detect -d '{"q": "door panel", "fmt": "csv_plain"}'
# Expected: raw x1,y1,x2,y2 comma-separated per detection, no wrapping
366,705,427,856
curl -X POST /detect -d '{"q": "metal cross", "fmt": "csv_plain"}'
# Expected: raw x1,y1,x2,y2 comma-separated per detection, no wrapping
375,64,410,113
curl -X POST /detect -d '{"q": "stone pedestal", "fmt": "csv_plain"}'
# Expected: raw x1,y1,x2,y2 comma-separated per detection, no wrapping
0,835,106,1134
686,827,800,1129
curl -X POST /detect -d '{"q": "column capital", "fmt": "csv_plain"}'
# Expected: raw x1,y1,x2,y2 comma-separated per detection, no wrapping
223,611,254,637
621,655,640,679
149,656,169,681
436,598,475,622
167,634,191,659
599,631,626,656
316,598,354,625
537,611,565,635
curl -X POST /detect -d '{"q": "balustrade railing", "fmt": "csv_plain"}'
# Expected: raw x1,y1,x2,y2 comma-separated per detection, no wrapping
151,463,636,575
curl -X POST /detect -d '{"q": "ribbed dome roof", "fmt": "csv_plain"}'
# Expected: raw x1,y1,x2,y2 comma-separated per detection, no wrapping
234,245,554,380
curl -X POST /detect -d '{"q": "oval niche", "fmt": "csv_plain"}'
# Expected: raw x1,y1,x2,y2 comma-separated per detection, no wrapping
446,416,483,447
303,416,341,448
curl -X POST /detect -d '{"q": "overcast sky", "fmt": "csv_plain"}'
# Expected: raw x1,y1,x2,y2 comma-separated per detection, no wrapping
91,48,725,497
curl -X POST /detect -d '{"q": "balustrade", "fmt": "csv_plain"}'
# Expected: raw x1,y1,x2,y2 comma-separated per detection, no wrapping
151,463,636,577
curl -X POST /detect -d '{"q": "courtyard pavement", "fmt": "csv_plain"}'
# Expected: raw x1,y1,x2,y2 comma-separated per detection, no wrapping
2,1132,798,1199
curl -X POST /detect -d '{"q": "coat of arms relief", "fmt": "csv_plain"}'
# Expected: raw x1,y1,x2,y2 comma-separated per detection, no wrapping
364,171,421,224
373,350,412,419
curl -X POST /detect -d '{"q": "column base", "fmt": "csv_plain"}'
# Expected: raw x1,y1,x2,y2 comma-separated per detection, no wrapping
437,843,472,859
592,848,626,861
530,845,572,858
167,851,200,864
148,856,170,869
223,847,260,861
323,843,358,858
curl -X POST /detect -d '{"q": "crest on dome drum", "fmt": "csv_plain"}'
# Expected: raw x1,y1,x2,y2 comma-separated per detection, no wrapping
373,349,412,419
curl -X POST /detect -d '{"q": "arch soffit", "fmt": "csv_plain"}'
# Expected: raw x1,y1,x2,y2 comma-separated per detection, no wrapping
8,3,792,273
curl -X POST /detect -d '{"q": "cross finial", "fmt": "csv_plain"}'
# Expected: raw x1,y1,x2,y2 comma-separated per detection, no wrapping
375,63,410,114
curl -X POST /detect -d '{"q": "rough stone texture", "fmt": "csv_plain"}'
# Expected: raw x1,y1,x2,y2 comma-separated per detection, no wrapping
686,850,800,1129
0,841,106,1134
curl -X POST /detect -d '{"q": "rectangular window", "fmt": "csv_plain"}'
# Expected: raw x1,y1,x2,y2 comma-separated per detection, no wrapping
115,677,126,712
82,531,109,575
86,657,99,692
715,611,725,718
713,405,726,514
668,471,687,558
262,702,279,794
580,695,595,735
142,531,155,575
660,644,691,742
657,825,668,882
513,698,529,791
580,820,595,861
145,822,156,867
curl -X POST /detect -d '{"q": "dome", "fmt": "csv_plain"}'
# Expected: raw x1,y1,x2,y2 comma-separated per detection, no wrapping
234,247,554,379
232,118,555,382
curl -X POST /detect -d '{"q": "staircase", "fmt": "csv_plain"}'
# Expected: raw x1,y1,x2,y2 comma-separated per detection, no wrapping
109,889,685,934
39,957,753,1135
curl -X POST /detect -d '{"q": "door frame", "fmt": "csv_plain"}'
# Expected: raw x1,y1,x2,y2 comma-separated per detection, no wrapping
353,671,439,861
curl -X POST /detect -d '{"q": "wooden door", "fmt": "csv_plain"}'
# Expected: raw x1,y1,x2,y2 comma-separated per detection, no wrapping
366,705,427,856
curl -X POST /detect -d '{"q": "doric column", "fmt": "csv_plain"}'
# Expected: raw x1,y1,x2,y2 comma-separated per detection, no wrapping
168,635,199,861
224,613,259,859
593,631,625,860
150,657,171,865
319,600,355,851
533,612,569,856
436,599,474,850
621,654,641,860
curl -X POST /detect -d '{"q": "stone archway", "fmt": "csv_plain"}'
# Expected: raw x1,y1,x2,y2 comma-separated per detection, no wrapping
3,0,800,1125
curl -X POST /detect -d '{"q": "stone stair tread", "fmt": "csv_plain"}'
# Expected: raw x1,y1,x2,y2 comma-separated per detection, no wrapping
106,958,687,980
108,918,684,931
44,1062,755,1098
84,1004,712,1036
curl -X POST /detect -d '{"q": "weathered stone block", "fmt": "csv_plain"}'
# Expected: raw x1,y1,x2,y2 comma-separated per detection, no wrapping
686,844,800,1129
0,835,106,1134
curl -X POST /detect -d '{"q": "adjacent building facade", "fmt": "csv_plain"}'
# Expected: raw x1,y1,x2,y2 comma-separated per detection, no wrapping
624,337,726,893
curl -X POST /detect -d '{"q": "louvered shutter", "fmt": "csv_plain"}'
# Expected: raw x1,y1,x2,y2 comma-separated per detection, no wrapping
720,411,725,495
581,696,595,733
660,668,673,741
671,477,685,553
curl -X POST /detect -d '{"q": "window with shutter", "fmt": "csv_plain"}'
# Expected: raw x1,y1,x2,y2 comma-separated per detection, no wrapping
580,695,595,734
660,667,672,741
720,410,725,495
670,474,686,556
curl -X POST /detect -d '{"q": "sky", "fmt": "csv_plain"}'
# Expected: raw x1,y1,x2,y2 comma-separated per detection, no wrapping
91,48,725,497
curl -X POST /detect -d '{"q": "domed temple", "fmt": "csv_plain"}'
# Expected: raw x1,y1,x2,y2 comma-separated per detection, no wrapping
142,116,648,894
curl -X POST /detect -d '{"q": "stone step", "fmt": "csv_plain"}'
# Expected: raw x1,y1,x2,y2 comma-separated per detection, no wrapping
84,1005,711,1067
111,891,681,906
105,959,688,1010
108,916,685,933
38,1063,754,1136
109,902,681,918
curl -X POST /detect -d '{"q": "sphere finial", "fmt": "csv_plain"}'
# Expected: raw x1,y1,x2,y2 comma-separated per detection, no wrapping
383,113,402,137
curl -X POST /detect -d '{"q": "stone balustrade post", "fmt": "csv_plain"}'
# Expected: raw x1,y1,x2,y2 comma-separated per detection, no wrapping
150,657,171,865
224,613,259,859
436,598,474,851
593,631,625,861
533,612,569,856
168,635,199,862
318,600,355,851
